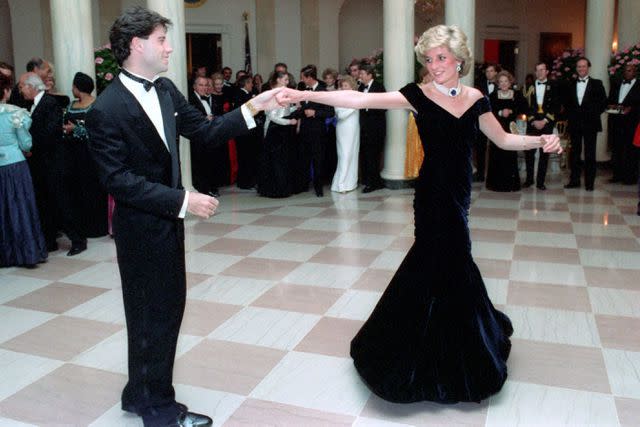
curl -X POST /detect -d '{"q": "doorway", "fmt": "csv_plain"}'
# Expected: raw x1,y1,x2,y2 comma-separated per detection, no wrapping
186,33,222,76
484,39,518,75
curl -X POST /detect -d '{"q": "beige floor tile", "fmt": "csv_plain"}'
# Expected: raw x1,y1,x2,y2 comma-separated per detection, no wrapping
361,394,488,427
477,191,521,201
475,258,511,279
349,221,407,235
181,300,242,337
198,238,267,256
584,266,640,290
507,281,592,312
174,339,286,395
470,228,516,243
4,282,108,314
570,211,626,225
294,317,364,358
0,316,123,361
566,195,614,205
520,201,569,211
10,257,98,281
615,396,640,427
630,225,640,238
596,315,640,352
188,222,242,236
513,245,580,264
249,215,308,228
508,339,610,393
309,247,381,267
221,258,301,281
186,272,214,289
576,235,640,252
224,398,355,427
251,283,344,315
276,229,341,245
351,269,395,292
386,236,415,251
0,364,125,426
516,220,574,233
315,208,367,220
470,207,519,219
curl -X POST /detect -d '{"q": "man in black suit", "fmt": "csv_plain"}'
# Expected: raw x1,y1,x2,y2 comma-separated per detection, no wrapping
188,75,220,197
232,74,260,189
85,7,280,427
525,62,561,190
19,72,63,252
474,63,499,182
291,64,334,196
607,63,640,185
563,57,607,191
358,63,386,193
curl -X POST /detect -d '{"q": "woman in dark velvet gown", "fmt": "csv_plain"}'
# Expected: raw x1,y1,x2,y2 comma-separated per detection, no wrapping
278,25,562,405
487,70,528,192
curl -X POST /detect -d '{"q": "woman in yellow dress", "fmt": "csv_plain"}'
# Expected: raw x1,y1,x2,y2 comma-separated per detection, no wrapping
405,67,431,178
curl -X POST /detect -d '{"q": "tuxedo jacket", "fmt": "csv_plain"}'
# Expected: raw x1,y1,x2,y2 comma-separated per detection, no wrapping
358,80,386,134
188,90,210,117
477,77,496,96
86,77,247,254
290,83,334,137
29,93,63,170
528,81,561,126
608,80,640,128
564,78,607,133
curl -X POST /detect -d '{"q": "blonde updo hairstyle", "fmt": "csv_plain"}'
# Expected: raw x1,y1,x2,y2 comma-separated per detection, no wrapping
415,25,473,77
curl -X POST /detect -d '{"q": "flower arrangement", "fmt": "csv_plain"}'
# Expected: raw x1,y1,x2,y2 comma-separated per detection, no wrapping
550,47,585,83
609,42,640,81
94,44,120,94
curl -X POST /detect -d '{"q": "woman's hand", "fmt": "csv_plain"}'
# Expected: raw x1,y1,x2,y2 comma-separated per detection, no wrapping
289,119,297,125
540,134,562,154
277,88,305,105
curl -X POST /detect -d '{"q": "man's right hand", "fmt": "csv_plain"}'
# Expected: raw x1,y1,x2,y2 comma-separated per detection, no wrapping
187,192,219,219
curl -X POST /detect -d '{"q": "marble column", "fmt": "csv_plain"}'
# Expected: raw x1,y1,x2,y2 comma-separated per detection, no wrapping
445,0,475,87
50,0,96,96
381,0,414,186
617,0,640,50
585,0,615,162
147,0,193,190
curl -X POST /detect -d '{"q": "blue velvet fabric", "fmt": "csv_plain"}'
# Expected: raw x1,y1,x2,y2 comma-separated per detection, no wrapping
350,83,512,404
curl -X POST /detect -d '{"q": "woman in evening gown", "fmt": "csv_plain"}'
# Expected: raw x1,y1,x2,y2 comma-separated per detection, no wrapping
486,70,528,192
278,25,562,404
331,76,360,193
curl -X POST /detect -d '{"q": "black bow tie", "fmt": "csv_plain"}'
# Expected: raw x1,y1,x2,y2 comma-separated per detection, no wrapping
120,68,157,91
488,82,495,86
536,81,546,85
578,78,587,83
622,80,632,85
305,87,313,90
200,95,210,101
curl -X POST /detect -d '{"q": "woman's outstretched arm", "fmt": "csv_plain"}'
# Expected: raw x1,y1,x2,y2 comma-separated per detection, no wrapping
479,111,563,154
277,88,412,110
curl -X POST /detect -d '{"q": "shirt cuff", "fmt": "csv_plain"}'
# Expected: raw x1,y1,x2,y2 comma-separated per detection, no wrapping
178,191,189,219
240,104,257,130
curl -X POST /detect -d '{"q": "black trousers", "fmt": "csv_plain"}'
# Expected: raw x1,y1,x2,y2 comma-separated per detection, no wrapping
28,157,60,248
525,123,554,185
569,129,598,188
235,132,260,189
360,128,384,188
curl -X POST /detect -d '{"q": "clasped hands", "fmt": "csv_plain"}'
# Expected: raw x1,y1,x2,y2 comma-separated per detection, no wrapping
539,134,562,154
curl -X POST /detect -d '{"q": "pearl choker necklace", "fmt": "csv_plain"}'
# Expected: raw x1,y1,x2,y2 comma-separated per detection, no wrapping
433,81,461,97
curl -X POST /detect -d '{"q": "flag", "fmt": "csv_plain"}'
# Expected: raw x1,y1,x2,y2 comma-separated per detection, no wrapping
243,12,252,74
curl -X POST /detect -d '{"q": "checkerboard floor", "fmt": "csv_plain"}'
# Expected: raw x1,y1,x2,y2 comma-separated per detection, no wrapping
1,173,639,426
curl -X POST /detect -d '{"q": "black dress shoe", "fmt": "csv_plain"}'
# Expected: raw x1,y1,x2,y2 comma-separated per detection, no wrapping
169,411,212,427
585,185,594,191
67,243,87,256
536,184,546,191
564,181,580,189
522,180,533,188
123,402,188,416
315,188,324,197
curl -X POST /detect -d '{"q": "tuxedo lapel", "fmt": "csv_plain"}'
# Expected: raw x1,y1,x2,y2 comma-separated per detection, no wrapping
156,84,180,187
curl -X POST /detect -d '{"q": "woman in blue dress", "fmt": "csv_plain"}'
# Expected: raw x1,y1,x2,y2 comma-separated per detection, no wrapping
278,25,562,403
0,72,47,268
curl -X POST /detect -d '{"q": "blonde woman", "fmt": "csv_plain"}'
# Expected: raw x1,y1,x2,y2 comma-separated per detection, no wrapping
331,76,360,192
278,25,561,404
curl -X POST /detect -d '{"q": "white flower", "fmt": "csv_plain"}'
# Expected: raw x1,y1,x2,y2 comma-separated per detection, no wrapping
11,112,23,128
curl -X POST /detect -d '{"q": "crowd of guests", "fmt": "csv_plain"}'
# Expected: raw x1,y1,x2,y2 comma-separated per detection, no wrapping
1,58,107,269
474,60,639,198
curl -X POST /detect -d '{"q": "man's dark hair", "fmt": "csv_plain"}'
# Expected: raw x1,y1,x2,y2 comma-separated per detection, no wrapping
26,57,44,72
0,72,12,94
222,66,232,74
359,63,374,77
576,57,591,67
109,6,172,66
0,61,14,73
268,71,287,88
274,62,287,71
535,61,549,70
236,70,247,80
237,75,252,88
301,64,317,80
484,62,500,72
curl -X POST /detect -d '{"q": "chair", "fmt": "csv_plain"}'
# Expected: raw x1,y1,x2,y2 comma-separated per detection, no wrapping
553,120,570,170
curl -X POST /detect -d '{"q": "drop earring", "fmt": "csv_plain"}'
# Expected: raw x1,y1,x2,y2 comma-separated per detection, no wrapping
456,63,462,73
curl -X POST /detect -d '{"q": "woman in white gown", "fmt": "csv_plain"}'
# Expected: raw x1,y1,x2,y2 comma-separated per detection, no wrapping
331,76,360,193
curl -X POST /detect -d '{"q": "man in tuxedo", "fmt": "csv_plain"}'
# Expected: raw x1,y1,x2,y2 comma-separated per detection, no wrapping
188,76,221,197
474,63,499,182
85,7,280,426
232,75,260,189
525,62,561,190
290,64,334,196
608,63,640,184
349,61,360,84
563,57,607,191
19,72,63,252
358,63,386,193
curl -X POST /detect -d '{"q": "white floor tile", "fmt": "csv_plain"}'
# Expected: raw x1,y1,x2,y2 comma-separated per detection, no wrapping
188,275,274,306
509,261,586,286
60,262,122,289
0,306,55,344
603,348,640,399
514,231,578,248
225,225,290,241
326,290,382,321
0,275,51,304
0,349,63,401
249,241,323,262
328,233,397,251
588,287,640,318
283,263,366,289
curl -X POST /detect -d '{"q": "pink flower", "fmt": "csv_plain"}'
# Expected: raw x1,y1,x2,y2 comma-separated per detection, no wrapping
615,64,621,69
105,72,114,81
557,71,563,76
624,55,630,60
563,51,570,58
95,57,104,65
616,55,621,60
632,59,640,65
572,74,577,79
564,67,570,71
619,59,625,64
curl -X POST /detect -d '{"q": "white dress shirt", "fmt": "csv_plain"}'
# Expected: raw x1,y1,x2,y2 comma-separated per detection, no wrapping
487,81,495,95
535,80,547,107
618,78,636,104
576,76,589,106
194,91,212,116
30,90,45,113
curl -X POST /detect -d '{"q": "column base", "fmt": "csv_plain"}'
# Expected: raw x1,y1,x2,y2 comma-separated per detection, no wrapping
383,178,416,190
